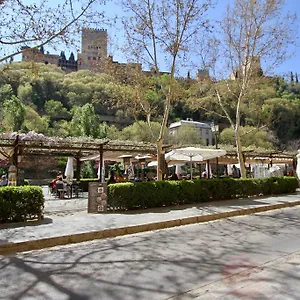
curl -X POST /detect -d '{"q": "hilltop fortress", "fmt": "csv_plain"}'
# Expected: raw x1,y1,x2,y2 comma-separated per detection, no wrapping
21,28,211,81
22,28,109,72
22,28,160,79
22,28,267,82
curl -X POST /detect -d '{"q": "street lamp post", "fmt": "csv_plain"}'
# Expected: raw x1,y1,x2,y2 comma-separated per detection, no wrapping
211,122,220,178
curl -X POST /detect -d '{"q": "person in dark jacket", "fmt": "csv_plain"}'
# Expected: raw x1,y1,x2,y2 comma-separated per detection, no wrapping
232,165,241,178
107,173,117,185
170,172,178,180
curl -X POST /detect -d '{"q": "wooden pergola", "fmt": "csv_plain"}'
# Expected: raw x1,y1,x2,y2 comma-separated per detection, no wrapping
218,150,296,166
0,133,159,182
0,133,297,182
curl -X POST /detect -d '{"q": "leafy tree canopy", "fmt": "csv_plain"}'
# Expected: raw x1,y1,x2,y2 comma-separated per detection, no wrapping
220,126,274,149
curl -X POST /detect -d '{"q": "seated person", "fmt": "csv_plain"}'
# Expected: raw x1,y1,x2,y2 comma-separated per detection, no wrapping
56,176,65,186
107,173,117,185
201,171,207,178
52,176,59,190
170,172,178,180
232,165,241,178
133,176,142,182
55,176,66,198
52,171,64,190
186,174,192,180
0,175,8,186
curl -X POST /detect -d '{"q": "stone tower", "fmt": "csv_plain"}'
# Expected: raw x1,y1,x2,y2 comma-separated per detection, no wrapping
230,56,263,80
78,28,108,71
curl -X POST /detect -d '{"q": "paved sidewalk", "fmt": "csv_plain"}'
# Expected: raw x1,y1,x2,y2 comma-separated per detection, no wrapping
0,191,300,254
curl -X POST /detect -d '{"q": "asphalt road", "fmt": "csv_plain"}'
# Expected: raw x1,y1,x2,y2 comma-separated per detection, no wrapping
1,206,300,300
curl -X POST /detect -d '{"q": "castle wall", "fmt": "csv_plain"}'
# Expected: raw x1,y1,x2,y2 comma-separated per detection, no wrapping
22,49,60,65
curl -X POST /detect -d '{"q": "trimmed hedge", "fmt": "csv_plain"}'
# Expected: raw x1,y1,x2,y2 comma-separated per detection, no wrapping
80,178,99,192
107,177,298,211
0,186,44,223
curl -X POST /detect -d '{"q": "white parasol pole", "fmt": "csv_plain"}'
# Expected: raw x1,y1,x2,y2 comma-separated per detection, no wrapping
97,161,101,179
64,157,74,183
296,150,300,180
190,155,193,179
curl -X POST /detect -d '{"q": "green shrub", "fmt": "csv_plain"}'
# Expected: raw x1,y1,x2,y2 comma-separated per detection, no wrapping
79,178,99,192
0,186,44,223
107,177,298,211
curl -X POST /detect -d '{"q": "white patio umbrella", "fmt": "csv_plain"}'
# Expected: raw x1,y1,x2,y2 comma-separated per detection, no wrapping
147,147,226,178
97,159,106,182
147,161,158,167
64,157,74,182
97,161,101,179
175,164,184,176
166,147,226,178
296,150,300,179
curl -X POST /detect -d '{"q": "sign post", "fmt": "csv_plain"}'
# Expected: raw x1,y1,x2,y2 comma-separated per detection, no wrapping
8,165,17,186
88,182,108,213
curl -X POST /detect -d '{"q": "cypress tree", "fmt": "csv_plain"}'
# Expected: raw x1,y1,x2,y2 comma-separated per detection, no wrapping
290,71,294,83
69,52,75,61
60,51,66,60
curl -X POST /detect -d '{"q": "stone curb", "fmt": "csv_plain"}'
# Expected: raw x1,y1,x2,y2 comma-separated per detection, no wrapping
1,200,300,255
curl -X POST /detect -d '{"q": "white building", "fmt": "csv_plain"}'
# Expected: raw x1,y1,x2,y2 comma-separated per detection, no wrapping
169,119,213,146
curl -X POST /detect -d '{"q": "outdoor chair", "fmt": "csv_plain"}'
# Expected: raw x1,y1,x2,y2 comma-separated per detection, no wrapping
48,182,54,195
72,182,83,198
55,182,65,199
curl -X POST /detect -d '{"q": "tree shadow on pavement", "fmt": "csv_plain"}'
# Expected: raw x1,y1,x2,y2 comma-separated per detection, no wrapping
0,218,53,230
1,207,300,299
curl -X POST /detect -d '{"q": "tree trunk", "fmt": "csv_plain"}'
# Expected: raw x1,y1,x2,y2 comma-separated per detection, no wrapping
156,87,172,181
156,139,164,181
235,127,246,178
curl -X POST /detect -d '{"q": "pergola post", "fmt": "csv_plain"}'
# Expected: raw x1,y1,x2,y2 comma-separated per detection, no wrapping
12,135,19,168
10,135,19,186
76,156,81,181
207,160,210,179
99,145,104,183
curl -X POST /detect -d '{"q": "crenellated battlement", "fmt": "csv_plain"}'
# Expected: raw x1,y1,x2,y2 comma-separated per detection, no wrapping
82,27,107,33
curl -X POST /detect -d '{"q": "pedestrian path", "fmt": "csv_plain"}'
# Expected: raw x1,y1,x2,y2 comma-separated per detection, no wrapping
0,192,300,255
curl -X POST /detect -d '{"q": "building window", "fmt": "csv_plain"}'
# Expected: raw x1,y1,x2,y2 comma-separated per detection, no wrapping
88,56,91,60
93,57,96,60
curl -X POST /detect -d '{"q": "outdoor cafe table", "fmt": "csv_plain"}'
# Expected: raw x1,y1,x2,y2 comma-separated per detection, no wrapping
66,182,81,198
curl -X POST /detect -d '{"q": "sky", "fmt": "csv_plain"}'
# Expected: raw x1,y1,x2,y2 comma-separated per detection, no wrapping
21,0,300,78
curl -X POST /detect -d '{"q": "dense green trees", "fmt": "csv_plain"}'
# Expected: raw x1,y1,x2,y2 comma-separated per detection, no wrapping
262,98,300,148
220,126,274,149
120,0,214,180
23,106,49,134
206,0,296,177
168,125,205,146
44,100,69,119
119,121,161,143
3,96,26,132
0,61,299,151
70,104,101,138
